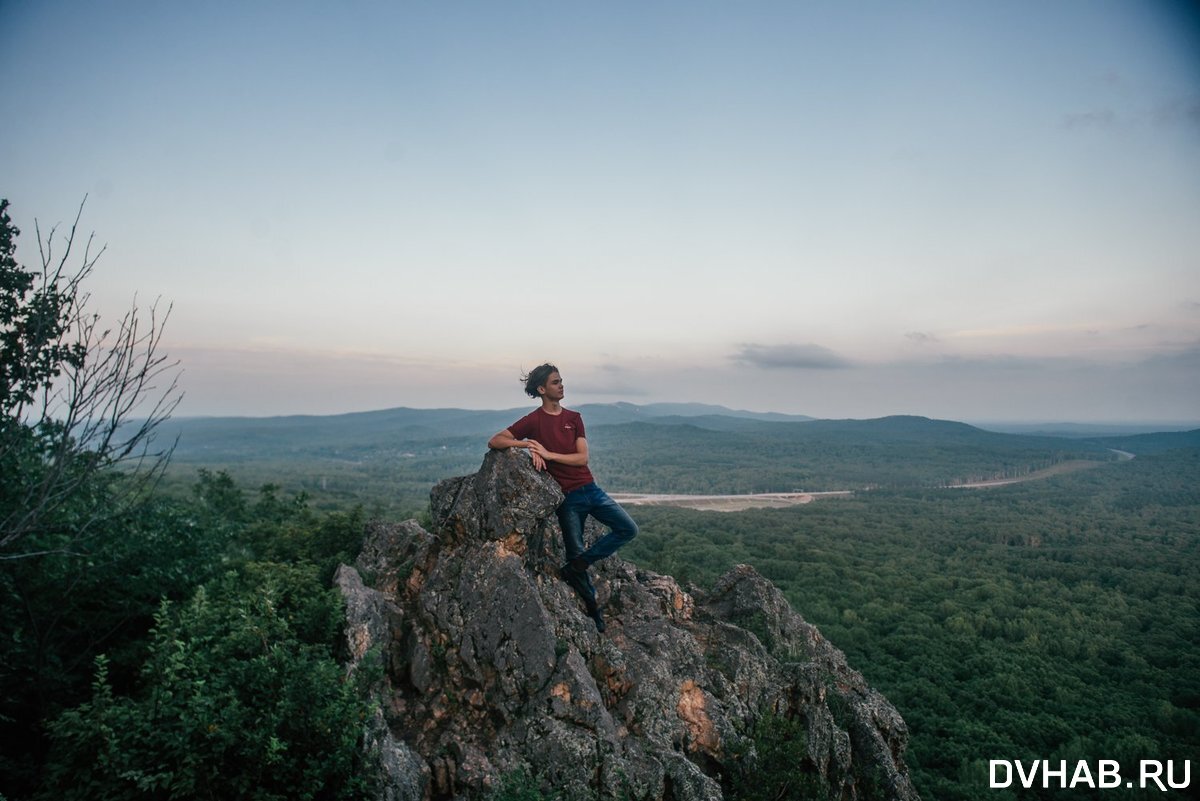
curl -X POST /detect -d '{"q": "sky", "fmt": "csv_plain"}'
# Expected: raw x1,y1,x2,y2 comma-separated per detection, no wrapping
2,0,1199,423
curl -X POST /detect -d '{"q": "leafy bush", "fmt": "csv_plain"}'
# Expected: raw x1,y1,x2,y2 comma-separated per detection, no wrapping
38,562,368,801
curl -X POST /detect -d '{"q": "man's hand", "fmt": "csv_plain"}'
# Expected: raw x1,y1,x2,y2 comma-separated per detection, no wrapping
526,439,548,471
526,437,588,468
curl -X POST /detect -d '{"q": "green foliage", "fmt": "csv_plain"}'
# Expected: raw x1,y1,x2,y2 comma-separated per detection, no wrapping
0,198,86,414
192,467,250,524
726,711,828,801
0,493,235,794
1,197,180,559
242,487,366,585
39,563,367,801
2,468,372,800
626,450,1200,801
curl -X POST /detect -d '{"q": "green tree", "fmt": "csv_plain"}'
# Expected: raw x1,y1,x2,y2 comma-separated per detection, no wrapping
0,197,180,559
1,197,183,796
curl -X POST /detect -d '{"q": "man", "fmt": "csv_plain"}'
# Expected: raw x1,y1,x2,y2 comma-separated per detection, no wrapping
488,363,637,632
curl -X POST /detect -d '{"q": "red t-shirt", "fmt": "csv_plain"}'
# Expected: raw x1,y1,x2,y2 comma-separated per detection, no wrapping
506,407,595,494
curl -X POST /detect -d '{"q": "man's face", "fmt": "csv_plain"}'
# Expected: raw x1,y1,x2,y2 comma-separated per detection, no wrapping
540,372,565,401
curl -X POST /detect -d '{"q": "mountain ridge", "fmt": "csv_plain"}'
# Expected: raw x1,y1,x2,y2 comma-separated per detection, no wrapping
153,404,1197,510
162,402,1153,458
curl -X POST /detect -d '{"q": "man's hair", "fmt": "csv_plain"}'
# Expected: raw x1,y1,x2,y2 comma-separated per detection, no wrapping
521,363,559,399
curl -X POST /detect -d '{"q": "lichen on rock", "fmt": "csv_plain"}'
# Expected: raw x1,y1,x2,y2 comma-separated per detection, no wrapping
336,448,920,800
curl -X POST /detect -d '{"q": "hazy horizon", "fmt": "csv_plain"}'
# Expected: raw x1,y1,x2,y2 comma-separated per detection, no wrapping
163,396,1200,432
3,1,1198,423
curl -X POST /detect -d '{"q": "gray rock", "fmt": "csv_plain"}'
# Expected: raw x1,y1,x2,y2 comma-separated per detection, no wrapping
338,448,920,800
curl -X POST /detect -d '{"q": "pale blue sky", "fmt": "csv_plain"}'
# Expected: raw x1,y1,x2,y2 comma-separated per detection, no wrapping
2,1,1198,422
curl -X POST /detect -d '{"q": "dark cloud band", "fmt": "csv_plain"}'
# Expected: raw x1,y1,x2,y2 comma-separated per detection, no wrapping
733,343,853,370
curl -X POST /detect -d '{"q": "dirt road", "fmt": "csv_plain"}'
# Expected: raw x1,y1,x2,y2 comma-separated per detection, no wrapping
612,454,1127,511
609,490,852,512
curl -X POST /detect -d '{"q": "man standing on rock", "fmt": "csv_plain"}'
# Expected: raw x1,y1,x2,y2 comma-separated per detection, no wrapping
488,363,637,632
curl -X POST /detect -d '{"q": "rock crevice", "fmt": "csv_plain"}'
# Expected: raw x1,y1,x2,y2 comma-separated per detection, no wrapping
337,449,920,800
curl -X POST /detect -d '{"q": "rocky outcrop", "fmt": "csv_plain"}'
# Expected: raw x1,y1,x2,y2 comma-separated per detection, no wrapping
336,449,920,801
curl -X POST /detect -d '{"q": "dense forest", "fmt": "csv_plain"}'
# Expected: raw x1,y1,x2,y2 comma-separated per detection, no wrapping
0,471,374,800
624,448,1200,800
589,417,1117,493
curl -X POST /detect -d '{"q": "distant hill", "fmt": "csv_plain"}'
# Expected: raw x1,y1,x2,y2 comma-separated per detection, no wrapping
161,407,528,460
587,415,1118,493
1084,429,1200,455
154,405,1177,512
975,421,1200,438
161,402,812,460
577,401,813,426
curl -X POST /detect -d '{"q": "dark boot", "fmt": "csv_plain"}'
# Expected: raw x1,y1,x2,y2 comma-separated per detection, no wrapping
586,602,606,633
559,562,594,602
559,562,605,632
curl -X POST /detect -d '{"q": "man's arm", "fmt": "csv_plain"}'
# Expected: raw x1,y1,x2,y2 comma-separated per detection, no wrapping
488,429,527,450
528,436,589,467
489,428,547,470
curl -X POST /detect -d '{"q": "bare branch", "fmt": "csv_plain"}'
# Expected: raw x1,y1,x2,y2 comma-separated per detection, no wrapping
1,198,182,559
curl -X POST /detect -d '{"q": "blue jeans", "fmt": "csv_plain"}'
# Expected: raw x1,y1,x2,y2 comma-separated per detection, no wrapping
556,483,638,566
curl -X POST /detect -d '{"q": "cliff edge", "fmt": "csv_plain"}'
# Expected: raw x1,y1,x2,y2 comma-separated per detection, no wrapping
336,449,920,800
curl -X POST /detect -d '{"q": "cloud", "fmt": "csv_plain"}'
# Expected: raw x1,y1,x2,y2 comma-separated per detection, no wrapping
932,353,1066,372
570,381,650,397
733,343,853,370
1155,98,1200,128
1061,98,1200,134
1142,342,1200,368
905,331,939,345
1062,109,1117,130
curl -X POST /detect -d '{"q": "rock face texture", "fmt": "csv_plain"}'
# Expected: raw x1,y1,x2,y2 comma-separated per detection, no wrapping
336,450,920,801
